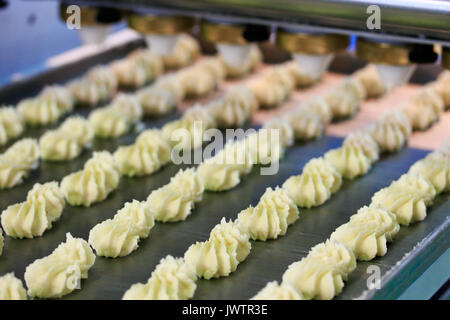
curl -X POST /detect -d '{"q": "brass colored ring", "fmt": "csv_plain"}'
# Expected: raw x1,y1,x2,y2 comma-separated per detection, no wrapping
442,47,450,70
357,38,413,65
127,14,195,35
277,31,350,55
200,21,248,45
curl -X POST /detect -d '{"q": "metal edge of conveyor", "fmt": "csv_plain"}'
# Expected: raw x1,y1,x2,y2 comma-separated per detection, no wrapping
0,33,145,105
364,216,450,300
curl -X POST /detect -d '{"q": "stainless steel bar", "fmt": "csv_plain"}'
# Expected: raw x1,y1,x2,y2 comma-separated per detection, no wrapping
61,0,450,45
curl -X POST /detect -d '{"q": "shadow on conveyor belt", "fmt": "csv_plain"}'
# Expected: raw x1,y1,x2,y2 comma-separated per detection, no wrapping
1,132,448,300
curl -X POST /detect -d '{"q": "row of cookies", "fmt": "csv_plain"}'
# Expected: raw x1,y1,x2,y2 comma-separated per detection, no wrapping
248,75,450,299
0,59,319,298
253,140,449,300
0,35,201,151
119,71,448,300
0,60,389,299
0,55,240,189
86,62,387,260
0,63,280,245
116,67,392,299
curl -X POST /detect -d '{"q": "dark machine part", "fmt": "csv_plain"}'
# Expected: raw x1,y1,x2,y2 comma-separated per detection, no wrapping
51,0,450,45
242,24,271,43
409,44,438,64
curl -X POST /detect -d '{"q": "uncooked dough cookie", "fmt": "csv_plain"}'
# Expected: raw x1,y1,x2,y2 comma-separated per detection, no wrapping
282,240,356,300
122,255,197,300
0,273,27,300
0,106,24,146
0,138,40,189
283,157,342,208
330,205,399,261
60,151,120,207
371,173,436,226
24,233,95,299
238,187,299,241
184,218,251,279
1,181,65,239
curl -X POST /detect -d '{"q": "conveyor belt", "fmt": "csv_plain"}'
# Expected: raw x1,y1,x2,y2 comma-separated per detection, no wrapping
0,38,448,300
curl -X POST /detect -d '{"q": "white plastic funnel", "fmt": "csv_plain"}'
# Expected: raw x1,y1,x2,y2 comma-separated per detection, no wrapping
292,53,334,80
145,34,180,56
78,25,112,45
216,43,253,68
375,63,416,91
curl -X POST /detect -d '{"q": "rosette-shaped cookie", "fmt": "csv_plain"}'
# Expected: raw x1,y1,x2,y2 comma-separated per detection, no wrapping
59,116,93,146
369,109,412,152
184,218,251,279
238,187,299,241
17,96,62,126
285,60,318,88
330,205,400,261
52,233,96,278
282,240,356,300
353,64,385,98
1,181,65,239
325,78,366,119
244,130,284,165
249,69,290,109
163,117,206,151
324,143,372,179
297,96,333,124
0,273,27,300
25,233,95,298
251,281,303,300
434,70,450,108
207,86,258,128
61,151,120,207
114,200,155,238
162,34,199,69
371,173,436,225
123,255,197,300
402,86,444,130
86,65,118,93
183,104,217,130
39,85,74,113
68,65,117,107
137,86,177,116
282,157,342,208
114,129,171,177
67,78,110,107
285,110,324,141
89,220,139,258
409,151,450,194
179,64,217,98
198,141,253,191
343,131,379,163
0,138,40,189
88,106,132,138
202,57,226,82
147,168,204,222
0,107,24,146
154,74,185,102
110,93,143,122
89,200,155,258
262,118,294,148
112,49,163,88
40,116,93,161
25,256,81,298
